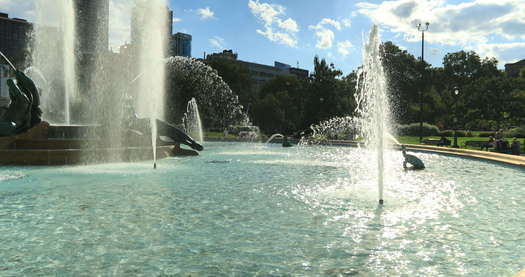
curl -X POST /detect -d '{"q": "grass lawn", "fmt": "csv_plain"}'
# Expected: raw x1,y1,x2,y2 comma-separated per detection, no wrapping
397,136,490,150
204,131,522,152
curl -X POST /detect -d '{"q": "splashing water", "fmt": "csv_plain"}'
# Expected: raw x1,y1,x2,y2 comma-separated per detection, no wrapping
266,133,284,144
354,25,393,204
134,0,168,167
31,0,77,124
166,56,250,129
182,98,204,144
304,116,359,145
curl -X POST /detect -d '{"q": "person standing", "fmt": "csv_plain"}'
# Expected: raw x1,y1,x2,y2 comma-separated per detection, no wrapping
511,138,521,155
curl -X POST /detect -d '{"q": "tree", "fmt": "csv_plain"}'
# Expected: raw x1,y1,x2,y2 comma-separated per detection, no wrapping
204,58,254,110
252,75,305,134
380,41,427,124
303,56,352,127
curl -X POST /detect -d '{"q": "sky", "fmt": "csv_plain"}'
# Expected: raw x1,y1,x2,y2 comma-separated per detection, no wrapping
1,0,524,75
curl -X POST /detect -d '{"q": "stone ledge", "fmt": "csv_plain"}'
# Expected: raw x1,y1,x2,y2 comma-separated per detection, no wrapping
405,144,525,168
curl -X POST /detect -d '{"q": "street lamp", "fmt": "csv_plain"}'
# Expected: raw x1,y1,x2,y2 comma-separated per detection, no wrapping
452,87,460,148
417,22,430,143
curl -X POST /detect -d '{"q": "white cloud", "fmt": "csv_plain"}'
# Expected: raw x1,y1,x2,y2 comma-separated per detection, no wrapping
337,40,354,56
173,17,182,23
356,0,525,62
342,18,352,28
313,28,335,49
314,18,342,30
197,7,214,20
248,0,299,47
309,18,351,49
209,36,226,50
279,18,299,33
0,0,35,20
475,42,525,65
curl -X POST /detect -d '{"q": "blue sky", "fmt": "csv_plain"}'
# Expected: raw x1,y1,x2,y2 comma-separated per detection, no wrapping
166,0,525,75
2,0,524,75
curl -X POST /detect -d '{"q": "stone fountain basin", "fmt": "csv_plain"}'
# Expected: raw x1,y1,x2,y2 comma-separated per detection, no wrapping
0,122,196,165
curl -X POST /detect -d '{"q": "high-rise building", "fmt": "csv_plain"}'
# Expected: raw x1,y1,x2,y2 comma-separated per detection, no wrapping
171,32,192,57
74,0,109,56
0,12,32,68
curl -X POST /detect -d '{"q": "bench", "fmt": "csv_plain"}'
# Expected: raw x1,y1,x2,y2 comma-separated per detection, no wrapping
465,140,492,150
422,139,450,146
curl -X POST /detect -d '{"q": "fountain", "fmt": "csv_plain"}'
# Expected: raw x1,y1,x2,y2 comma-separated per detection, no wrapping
266,133,284,144
31,0,77,124
165,56,250,130
0,0,203,165
1,18,525,275
303,116,359,144
354,25,393,204
133,0,168,168
182,98,204,144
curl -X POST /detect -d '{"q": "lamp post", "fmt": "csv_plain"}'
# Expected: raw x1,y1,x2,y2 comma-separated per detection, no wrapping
452,87,460,148
417,22,430,143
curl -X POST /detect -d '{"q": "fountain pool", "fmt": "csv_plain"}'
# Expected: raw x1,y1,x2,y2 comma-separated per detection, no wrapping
1,142,524,276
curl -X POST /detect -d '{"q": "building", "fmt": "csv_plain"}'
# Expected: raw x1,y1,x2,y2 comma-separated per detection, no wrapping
505,59,525,78
206,49,237,60
206,49,309,91
171,32,192,57
74,0,109,57
0,12,32,68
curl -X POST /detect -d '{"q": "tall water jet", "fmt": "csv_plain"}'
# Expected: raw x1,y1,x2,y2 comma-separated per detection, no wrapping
354,25,393,205
62,0,76,124
133,0,169,167
182,98,204,144
32,0,77,124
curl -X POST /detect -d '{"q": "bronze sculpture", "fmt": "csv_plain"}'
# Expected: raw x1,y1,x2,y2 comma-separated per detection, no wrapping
0,79,32,136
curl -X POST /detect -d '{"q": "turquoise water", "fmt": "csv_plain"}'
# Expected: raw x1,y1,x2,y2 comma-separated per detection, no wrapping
1,142,524,276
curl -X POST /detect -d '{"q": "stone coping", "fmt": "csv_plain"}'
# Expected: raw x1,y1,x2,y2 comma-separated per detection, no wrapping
405,144,525,168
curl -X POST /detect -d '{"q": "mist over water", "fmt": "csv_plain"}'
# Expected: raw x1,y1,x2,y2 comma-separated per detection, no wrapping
31,0,77,124
133,0,169,165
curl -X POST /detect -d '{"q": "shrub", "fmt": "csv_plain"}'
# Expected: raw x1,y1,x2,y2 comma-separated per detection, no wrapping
479,131,495,137
439,130,454,137
509,127,525,138
439,130,472,137
397,122,440,136
455,130,468,137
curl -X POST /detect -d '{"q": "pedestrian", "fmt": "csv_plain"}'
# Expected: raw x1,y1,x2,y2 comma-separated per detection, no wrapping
511,137,520,155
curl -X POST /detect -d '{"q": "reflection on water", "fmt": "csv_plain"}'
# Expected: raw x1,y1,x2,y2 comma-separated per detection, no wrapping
0,142,524,276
